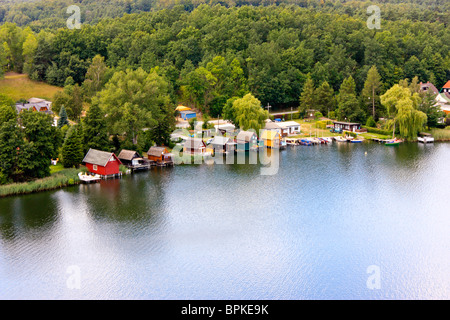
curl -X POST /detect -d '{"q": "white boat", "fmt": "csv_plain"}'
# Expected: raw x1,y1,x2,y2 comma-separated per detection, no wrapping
78,172,101,183
418,133,434,143
334,136,347,142
321,137,333,143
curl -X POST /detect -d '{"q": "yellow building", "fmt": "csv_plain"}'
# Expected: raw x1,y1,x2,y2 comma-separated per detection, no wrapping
261,130,280,148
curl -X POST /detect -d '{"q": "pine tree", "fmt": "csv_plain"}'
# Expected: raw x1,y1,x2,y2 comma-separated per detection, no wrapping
361,65,382,119
299,76,315,115
58,106,68,128
62,125,84,168
337,76,364,122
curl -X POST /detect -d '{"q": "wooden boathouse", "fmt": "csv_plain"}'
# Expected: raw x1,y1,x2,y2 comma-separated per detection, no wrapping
118,149,151,171
147,146,174,166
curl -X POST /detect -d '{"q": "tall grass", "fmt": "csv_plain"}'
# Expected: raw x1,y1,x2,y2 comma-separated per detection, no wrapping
0,168,84,198
430,127,450,141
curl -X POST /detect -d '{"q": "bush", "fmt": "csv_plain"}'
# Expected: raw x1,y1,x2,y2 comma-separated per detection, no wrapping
328,111,336,119
315,120,333,129
314,111,323,119
292,112,300,120
362,126,391,136
366,116,376,127
344,131,357,138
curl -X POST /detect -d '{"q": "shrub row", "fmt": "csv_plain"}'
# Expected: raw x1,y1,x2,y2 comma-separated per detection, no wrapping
362,126,391,136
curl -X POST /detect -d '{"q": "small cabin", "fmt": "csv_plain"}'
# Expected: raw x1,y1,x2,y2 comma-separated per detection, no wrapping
261,130,280,148
82,149,122,177
118,149,145,167
279,121,301,136
333,121,361,133
210,136,236,154
183,137,206,155
236,131,258,151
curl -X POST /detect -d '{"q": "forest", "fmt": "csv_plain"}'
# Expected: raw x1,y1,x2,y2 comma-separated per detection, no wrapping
0,0,449,184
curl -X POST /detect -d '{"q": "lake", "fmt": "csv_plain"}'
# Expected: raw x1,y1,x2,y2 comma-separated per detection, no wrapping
0,142,449,299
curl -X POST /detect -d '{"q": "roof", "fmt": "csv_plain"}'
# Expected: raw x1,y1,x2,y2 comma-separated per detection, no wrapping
443,80,450,89
82,149,120,166
236,130,257,143
261,130,280,140
184,137,205,149
210,136,230,145
279,121,300,128
147,146,168,157
264,122,282,130
176,105,191,111
420,82,439,95
214,123,235,130
117,149,140,161
333,121,361,126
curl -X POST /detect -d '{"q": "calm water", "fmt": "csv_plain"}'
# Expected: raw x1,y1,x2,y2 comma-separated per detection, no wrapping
0,142,449,299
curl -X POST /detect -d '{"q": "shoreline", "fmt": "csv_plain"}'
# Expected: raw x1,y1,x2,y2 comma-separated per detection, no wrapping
0,168,82,198
1,141,449,198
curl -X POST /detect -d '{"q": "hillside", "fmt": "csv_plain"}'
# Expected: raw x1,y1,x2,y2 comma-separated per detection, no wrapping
0,72,62,101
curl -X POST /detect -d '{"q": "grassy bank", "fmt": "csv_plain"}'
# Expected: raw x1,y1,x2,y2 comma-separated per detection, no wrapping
0,167,84,198
430,127,450,141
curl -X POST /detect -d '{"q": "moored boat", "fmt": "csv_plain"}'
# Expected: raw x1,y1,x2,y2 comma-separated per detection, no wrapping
385,139,402,146
334,136,347,142
417,133,434,144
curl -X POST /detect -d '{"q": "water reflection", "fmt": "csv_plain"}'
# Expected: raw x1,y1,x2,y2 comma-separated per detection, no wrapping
0,143,449,299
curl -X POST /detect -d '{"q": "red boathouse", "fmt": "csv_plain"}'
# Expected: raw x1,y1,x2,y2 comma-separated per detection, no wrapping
82,148,122,177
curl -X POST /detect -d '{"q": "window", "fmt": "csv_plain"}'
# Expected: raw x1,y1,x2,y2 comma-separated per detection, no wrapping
93,165,97,171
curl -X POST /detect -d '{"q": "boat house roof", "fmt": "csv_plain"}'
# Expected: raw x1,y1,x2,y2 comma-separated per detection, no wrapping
83,149,121,167
118,149,141,161
236,130,257,143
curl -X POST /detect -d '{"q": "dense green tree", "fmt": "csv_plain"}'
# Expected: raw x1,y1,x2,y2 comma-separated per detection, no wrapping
380,84,427,140
299,76,315,116
52,84,83,120
314,81,335,117
57,106,69,128
233,93,269,132
96,67,173,145
82,103,110,152
61,125,84,168
361,65,382,119
83,54,109,99
418,91,444,128
19,111,56,179
336,76,365,123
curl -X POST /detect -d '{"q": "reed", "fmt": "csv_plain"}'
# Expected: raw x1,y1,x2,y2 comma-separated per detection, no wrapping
0,168,84,198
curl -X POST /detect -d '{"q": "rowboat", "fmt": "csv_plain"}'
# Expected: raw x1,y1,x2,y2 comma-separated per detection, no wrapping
350,139,363,143
299,139,312,146
385,139,402,146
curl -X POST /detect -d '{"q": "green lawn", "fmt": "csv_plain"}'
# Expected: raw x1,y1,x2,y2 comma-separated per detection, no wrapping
0,72,62,101
50,163,64,174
